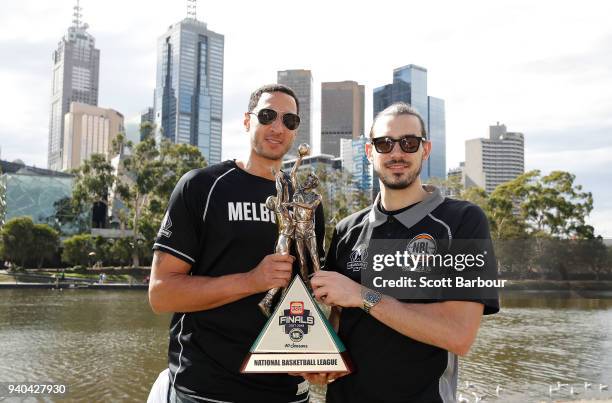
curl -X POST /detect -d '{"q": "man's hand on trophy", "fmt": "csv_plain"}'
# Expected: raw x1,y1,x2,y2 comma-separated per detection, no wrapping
310,271,361,308
289,371,350,385
247,253,295,293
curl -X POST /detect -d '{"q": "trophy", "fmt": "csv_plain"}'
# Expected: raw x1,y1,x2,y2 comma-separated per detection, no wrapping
243,144,353,374
258,143,319,316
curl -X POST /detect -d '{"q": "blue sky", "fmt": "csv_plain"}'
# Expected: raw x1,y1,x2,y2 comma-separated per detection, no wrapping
0,0,610,235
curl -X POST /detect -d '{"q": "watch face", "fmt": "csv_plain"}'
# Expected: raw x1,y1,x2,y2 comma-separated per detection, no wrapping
365,290,380,304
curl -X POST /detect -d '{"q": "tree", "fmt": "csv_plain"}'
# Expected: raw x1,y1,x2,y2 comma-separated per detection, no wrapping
112,128,206,266
109,237,133,268
49,196,90,235
0,217,59,268
62,234,93,267
0,217,36,267
71,153,116,229
32,224,59,268
522,171,594,238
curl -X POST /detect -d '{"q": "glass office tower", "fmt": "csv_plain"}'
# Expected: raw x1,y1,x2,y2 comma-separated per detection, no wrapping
154,18,224,164
427,96,446,179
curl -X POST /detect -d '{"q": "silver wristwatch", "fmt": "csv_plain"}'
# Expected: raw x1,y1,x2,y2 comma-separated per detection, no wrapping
361,287,382,314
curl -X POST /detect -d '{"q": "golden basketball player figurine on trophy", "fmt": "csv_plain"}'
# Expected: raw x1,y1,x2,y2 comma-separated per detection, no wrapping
258,169,295,316
287,144,322,283
258,143,321,317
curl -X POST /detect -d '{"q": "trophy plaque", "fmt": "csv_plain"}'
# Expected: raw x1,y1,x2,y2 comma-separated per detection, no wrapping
241,275,352,373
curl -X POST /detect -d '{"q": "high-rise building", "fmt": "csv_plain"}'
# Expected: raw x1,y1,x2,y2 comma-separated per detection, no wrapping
154,12,224,164
277,70,313,156
464,123,525,193
340,137,371,195
140,107,155,140
62,102,124,171
427,96,446,179
321,81,365,157
48,2,100,171
372,64,446,182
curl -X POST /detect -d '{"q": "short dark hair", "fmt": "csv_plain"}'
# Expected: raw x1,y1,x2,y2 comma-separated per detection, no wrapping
248,84,300,114
369,102,427,138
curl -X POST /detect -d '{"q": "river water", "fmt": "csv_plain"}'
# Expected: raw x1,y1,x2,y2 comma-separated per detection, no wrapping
0,289,611,402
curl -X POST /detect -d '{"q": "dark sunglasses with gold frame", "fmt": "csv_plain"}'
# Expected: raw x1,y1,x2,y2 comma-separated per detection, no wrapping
248,108,300,131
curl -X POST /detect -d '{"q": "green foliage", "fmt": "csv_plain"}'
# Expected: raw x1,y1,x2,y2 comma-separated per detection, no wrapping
0,217,35,266
0,217,59,268
71,153,116,216
92,236,111,264
32,224,60,268
435,170,595,240
109,237,133,268
67,125,206,267
113,129,206,266
62,234,93,267
49,196,90,234
298,166,370,248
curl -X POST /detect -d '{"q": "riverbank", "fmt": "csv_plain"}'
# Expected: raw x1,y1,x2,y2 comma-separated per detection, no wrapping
0,269,149,290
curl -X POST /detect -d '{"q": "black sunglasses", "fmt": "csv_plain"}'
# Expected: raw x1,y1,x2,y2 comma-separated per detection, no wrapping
370,135,426,153
248,108,300,131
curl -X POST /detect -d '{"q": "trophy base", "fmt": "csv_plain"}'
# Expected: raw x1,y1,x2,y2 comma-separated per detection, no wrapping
241,352,353,373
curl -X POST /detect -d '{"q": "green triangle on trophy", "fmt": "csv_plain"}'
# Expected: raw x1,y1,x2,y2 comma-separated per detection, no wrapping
241,275,354,373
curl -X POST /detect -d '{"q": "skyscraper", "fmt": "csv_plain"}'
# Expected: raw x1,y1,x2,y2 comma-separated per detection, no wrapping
277,70,312,156
464,123,525,193
321,81,365,157
427,96,446,179
140,107,154,141
372,64,446,182
154,9,224,164
48,1,100,171
62,102,124,171
340,137,371,195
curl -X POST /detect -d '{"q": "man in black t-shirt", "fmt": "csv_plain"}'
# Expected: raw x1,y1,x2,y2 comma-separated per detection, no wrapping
148,84,324,403
309,103,499,403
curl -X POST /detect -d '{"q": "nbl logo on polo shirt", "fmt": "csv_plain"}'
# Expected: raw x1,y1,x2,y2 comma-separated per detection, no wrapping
406,233,437,272
279,301,314,342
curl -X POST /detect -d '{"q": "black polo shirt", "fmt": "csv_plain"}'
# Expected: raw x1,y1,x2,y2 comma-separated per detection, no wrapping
153,160,324,403
325,186,499,403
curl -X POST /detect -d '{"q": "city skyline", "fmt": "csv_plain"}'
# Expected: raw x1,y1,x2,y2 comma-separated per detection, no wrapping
1,0,611,235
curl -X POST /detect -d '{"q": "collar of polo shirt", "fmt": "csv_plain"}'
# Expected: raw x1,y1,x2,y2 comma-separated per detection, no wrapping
368,185,444,229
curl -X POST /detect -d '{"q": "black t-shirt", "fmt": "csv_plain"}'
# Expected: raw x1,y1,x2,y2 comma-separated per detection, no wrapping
153,160,324,403
325,187,499,403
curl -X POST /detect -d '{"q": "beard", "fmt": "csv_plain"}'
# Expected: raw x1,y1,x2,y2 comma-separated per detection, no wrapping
252,135,293,161
375,158,423,190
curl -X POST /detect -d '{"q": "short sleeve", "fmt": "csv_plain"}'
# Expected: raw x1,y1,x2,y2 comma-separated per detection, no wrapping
152,173,201,265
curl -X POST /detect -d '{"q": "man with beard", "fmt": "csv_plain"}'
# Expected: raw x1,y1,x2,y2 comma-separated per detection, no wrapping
308,103,499,402
148,84,323,403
